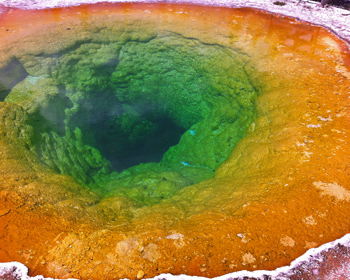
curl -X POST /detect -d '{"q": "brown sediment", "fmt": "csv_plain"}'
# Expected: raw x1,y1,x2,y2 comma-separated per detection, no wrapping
0,3,350,280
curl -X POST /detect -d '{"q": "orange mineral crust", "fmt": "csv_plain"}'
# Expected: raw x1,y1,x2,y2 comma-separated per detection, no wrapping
0,3,350,280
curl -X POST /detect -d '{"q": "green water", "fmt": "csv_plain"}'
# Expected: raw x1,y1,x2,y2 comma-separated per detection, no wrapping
3,32,258,205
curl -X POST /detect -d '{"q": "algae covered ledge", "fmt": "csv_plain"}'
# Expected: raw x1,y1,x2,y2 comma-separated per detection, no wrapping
2,19,258,206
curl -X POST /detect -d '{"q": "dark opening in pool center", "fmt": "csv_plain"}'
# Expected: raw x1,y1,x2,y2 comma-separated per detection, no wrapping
2,32,258,205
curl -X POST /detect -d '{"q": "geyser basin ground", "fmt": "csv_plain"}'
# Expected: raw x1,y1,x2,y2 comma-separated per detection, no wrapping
0,2,350,280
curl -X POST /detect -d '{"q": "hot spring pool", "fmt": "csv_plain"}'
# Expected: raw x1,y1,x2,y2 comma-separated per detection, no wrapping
0,1,350,279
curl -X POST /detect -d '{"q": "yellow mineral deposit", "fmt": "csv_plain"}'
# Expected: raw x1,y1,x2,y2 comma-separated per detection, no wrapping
0,3,349,280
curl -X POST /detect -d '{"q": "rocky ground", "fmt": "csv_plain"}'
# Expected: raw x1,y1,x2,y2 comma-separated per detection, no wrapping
315,0,350,9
